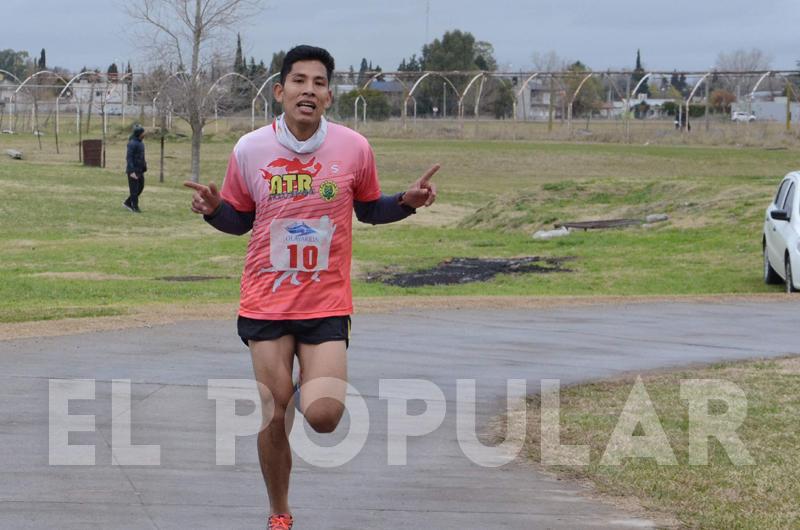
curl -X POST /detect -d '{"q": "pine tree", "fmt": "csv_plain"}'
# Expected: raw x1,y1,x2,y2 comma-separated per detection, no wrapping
234,33,245,74
357,58,368,86
38,48,46,70
631,49,650,97
125,62,134,103
678,74,688,96
269,51,286,76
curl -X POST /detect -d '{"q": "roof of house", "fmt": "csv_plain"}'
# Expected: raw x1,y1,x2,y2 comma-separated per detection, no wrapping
370,80,404,93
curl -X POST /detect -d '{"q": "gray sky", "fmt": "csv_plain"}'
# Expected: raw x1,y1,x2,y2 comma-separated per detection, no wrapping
4,0,799,74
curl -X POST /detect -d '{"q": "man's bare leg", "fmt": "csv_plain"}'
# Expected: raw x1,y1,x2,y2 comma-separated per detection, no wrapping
250,336,296,515
297,341,347,433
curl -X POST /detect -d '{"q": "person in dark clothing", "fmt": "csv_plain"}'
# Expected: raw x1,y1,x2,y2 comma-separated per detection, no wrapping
124,125,147,212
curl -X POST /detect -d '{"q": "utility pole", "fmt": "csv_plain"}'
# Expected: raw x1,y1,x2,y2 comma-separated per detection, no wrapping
547,75,554,133
443,82,446,118
625,76,631,142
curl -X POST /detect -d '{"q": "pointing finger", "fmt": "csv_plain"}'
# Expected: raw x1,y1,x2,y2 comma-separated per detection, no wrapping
183,180,207,192
418,163,440,185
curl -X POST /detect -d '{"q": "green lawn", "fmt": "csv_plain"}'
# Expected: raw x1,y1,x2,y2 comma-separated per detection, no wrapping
520,357,800,529
1,125,796,322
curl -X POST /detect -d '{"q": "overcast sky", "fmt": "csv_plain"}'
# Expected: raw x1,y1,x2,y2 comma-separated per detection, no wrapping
4,0,799,74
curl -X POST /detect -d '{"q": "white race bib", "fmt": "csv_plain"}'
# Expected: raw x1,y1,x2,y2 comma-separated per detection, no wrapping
269,216,336,272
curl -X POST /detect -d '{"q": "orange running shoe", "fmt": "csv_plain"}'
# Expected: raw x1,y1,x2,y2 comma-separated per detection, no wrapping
268,513,293,530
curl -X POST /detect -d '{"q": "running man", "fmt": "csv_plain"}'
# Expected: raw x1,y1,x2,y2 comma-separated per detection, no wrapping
185,45,438,530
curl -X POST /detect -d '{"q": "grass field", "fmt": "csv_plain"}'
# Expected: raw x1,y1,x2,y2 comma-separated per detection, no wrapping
518,356,800,529
1,120,798,323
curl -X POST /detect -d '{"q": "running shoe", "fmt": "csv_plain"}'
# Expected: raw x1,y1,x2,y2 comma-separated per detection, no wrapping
268,513,293,530
123,201,134,212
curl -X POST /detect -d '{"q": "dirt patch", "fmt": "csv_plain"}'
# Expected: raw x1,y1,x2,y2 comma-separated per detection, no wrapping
368,256,573,287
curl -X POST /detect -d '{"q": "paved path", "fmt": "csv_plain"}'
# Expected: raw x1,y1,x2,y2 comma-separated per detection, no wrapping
2,300,798,529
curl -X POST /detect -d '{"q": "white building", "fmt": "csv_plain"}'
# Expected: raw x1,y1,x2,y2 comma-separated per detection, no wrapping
733,96,800,123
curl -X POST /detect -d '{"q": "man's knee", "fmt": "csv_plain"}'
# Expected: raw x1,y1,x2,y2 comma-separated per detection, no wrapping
258,391,292,428
304,401,345,434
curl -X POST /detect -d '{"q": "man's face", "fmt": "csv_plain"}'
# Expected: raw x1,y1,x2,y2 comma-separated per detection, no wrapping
274,60,332,129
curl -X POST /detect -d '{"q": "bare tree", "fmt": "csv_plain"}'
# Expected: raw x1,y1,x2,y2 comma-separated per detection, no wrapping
127,0,263,182
531,50,569,73
714,47,773,97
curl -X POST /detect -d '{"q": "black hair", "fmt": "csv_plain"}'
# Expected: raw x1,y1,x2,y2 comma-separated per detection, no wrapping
280,45,335,85
130,124,145,140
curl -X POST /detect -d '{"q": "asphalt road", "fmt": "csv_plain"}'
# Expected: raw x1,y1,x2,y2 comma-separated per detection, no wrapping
1,299,797,529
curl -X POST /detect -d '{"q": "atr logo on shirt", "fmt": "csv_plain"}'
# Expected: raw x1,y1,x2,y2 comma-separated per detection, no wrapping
319,180,339,201
260,156,323,201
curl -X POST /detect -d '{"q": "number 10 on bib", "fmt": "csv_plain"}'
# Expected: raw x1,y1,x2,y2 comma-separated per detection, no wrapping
269,217,335,272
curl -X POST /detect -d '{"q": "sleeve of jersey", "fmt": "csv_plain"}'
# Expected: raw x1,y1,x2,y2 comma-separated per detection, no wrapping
353,142,382,202
220,150,256,212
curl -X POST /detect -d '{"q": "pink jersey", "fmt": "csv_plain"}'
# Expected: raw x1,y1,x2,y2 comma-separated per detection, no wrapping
220,121,382,320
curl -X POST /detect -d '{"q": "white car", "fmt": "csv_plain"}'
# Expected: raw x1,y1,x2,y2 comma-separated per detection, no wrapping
732,111,756,123
763,172,800,292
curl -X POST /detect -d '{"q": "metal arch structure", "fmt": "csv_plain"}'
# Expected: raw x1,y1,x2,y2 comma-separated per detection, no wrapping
747,71,800,127
254,72,282,122
57,71,104,135
54,70,130,155
748,71,774,102
0,69,22,131
203,72,267,131
404,72,461,119
457,72,486,118
685,72,713,106
151,71,188,128
628,72,653,102
679,72,713,132
513,72,540,121
103,72,134,128
13,70,68,134
354,94,367,128
357,73,409,125
566,72,597,128
14,70,68,94
0,69,22,84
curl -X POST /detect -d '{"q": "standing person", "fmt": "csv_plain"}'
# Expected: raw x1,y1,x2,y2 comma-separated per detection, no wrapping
124,124,147,213
185,45,438,530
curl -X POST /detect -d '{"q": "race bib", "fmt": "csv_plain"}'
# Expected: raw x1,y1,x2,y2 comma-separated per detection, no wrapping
269,216,336,272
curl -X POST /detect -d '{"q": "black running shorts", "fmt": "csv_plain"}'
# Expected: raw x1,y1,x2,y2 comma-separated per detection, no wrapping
237,315,351,348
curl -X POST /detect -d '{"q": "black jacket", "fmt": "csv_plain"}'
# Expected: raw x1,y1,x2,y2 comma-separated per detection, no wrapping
126,137,147,176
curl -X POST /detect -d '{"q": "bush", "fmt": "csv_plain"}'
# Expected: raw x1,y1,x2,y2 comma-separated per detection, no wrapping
337,88,391,121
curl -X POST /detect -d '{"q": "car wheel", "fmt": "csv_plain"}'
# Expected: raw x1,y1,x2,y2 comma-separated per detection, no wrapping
764,245,782,284
786,256,798,293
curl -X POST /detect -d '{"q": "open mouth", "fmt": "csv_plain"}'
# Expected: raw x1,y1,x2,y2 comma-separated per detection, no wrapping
297,101,317,112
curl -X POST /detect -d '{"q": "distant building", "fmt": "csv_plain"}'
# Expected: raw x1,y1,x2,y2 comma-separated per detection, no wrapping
67,79,130,114
0,78,17,106
733,96,800,123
